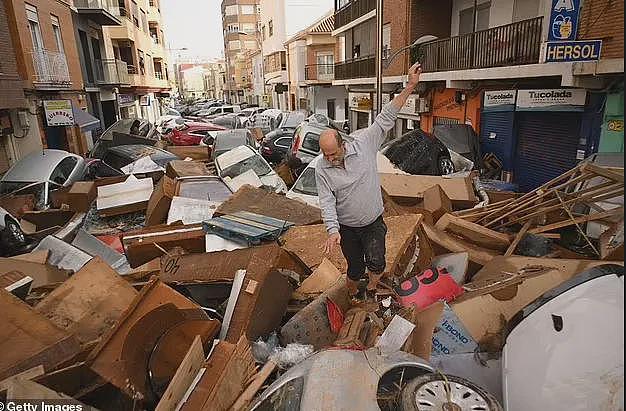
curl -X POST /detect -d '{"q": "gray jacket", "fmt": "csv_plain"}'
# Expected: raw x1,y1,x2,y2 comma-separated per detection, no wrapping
315,103,400,234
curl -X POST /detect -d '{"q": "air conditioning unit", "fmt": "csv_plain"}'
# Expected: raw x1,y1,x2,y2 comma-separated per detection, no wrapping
416,97,430,113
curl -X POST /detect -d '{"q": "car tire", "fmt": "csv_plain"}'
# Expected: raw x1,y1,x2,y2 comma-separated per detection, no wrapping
399,374,502,411
437,156,456,175
4,219,25,245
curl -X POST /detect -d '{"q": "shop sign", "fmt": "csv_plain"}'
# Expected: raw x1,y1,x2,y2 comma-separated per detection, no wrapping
483,90,517,112
139,95,151,106
43,100,75,126
545,40,602,62
118,94,134,105
516,89,586,112
349,92,372,111
548,0,581,42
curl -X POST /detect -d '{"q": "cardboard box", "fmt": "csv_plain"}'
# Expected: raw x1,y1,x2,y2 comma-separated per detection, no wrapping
61,182,96,212
145,175,177,226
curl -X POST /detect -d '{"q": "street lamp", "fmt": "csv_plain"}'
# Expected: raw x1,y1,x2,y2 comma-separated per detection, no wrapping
384,35,438,68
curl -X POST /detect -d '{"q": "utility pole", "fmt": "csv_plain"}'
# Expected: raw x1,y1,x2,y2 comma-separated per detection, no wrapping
375,0,384,116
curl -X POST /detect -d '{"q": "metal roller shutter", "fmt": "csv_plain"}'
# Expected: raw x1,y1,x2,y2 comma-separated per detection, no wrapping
514,112,582,192
480,111,516,171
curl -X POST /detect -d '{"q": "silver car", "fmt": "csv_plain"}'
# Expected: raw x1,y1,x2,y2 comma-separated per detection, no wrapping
0,149,88,208
215,145,287,193
0,206,25,249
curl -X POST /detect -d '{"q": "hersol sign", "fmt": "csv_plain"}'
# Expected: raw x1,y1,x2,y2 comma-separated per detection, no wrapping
483,90,517,112
516,89,586,112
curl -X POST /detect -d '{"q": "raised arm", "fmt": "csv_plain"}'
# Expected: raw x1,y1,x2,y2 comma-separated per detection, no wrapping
363,62,423,150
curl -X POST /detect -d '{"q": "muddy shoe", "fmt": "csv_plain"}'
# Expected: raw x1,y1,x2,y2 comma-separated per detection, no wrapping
366,271,384,291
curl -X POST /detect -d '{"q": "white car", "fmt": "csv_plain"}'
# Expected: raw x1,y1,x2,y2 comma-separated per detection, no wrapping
214,145,287,194
286,153,408,208
0,206,25,251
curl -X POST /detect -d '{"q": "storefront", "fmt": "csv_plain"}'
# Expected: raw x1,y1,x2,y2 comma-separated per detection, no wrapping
480,88,601,192
420,88,482,134
397,94,421,136
348,92,372,131
598,85,624,153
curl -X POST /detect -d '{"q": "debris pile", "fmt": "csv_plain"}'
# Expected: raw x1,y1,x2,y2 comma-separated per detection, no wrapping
0,156,622,410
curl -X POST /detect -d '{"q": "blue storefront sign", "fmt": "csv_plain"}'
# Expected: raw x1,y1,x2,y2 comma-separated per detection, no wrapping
548,0,581,42
546,40,603,62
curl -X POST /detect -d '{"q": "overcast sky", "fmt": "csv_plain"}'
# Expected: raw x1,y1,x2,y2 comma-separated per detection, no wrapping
161,0,225,62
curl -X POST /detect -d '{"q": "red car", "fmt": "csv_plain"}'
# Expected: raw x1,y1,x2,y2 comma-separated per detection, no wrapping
168,121,226,146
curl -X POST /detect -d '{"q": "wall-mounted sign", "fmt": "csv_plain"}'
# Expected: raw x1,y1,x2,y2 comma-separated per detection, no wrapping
399,95,419,115
545,40,602,62
483,90,517,112
608,119,624,132
516,89,586,112
118,94,134,105
43,100,75,126
349,92,372,111
548,0,581,42
139,95,151,106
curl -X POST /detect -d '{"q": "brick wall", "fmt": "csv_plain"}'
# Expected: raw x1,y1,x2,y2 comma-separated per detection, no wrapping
382,0,410,77
0,0,26,109
307,44,335,66
578,0,624,59
5,0,84,90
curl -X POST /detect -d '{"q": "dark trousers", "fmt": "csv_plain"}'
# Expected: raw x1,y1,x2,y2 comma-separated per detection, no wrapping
339,215,387,281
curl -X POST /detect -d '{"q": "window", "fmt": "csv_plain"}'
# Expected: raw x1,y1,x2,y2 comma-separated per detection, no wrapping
244,41,257,50
256,5,261,14
241,23,255,34
51,15,64,54
138,49,145,74
50,157,78,185
26,4,43,50
224,4,237,15
262,25,266,40
146,53,153,76
131,0,139,27
274,136,291,148
228,40,241,50
292,167,317,196
382,23,391,60
227,23,239,33
513,0,540,22
459,2,490,35
301,132,320,153
141,10,148,32
268,20,273,37
240,5,254,14
316,53,334,71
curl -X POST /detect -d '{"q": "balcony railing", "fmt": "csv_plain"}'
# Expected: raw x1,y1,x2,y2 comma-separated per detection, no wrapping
335,0,375,30
416,16,543,73
305,64,335,81
30,49,71,87
95,59,129,85
127,64,138,75
74,0,119,14
334,55,375,80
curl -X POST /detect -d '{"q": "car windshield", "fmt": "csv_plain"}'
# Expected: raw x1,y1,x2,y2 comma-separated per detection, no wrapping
0,181,32,196
292,167,317,196
220,154,272,179
280,112,306,129
0,181,60,209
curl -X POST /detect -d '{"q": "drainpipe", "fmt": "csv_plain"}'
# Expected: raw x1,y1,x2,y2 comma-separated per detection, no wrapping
375,0,384,116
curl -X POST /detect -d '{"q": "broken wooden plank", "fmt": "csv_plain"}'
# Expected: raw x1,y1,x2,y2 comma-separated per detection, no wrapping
231,359,278,411
600,220,624,261
421,223,498,267
155,335,205,411
181,337,256,411
504,220,534,257
35,257,138,346
423,185,452,222
0,289,81,381
214,185,322,225
9,250,49,265
281,215,422,278
528,207,624,234
435,213,510,251
380,174,478,206
294,257,342,298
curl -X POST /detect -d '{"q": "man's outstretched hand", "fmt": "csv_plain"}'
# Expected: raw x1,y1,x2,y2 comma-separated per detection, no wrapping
407,62,422,90
324,232,341,254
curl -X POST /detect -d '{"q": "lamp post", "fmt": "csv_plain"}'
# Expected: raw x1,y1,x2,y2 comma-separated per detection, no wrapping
375,0,384,116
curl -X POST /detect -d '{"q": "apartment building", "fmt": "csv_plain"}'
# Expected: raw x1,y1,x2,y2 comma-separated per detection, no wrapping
102,0,171,123
259,0,333,110
4,0,92,155
0,0,28,172
284,12,347,120
204,61,226,100
409,0,623,191
221,0,261,104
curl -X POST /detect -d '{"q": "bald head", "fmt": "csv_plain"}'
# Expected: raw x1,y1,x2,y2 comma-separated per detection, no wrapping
319,129,345,167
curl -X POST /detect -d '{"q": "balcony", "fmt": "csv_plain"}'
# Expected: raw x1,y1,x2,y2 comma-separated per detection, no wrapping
264,51,287,74
416,17,543,73
305,64,335,82
95,59,129,85
334,55,375,80
74,0,121,25
335,0,375,30
30,49,71,88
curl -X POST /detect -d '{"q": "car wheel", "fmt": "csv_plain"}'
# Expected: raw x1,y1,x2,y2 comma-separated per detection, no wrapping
400,374,502,411
438,156,456,175
5,220,25,245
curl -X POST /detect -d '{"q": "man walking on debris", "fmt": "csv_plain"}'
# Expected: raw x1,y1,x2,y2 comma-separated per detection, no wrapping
316,62,422,302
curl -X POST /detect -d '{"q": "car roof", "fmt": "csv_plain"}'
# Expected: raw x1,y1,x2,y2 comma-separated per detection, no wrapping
1,149,79,183
215,145,256,169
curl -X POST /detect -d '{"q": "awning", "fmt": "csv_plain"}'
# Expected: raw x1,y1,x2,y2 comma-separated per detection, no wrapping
72,103,101,132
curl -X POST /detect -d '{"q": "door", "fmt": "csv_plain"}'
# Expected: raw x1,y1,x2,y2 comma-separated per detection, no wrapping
44,124,68,151
480,111,516,171
514,112,582,192
327,99,336,120
101,100,117,128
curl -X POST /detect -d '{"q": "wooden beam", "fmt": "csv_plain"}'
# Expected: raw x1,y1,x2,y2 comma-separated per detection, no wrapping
529,207,625,234
504,220,534,257
435,213,510,250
